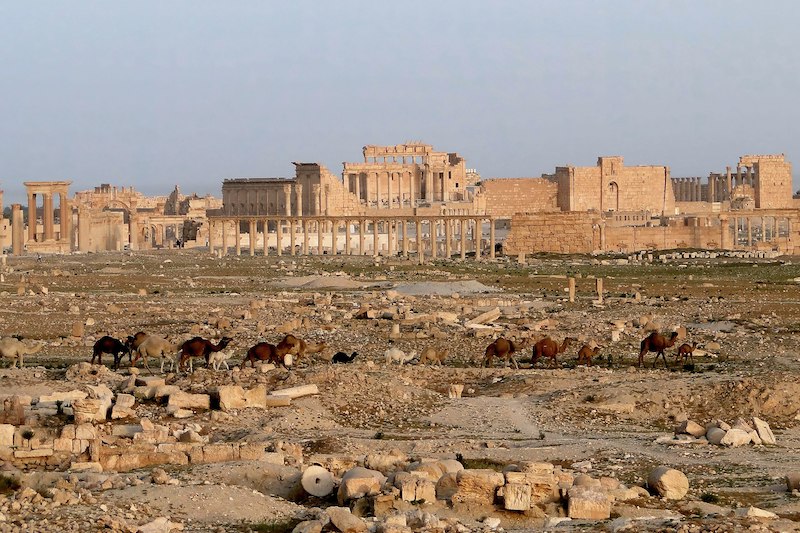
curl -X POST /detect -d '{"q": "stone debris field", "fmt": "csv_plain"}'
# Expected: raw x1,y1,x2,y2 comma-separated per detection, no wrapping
0,250,800,532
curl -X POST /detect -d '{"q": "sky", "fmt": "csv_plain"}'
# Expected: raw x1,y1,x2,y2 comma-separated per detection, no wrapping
1,1,799,205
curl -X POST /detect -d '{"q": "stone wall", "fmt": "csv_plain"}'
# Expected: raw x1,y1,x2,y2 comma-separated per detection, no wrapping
480,178,558,217
503,212,601,254
748,155,794,209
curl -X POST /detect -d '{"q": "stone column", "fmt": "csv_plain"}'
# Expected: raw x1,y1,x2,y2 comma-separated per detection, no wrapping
27,193,36,241
708,175,715,202
375,173,382,208
12,204,24,255
43,193,54,240
59,192,69,244
409,172,415,208
695,178,701,202
208,221,215,255
277,220,283,256
317,221,323,255
473,219,481,258
248,220,255,256
330,220,337,255
489,219,496,259
747,218,752,246
736,166,742,187
773,217,778,242
77,205,90,252
312,184,321,215
460,219,467,260
358,220,365,255
430,220,437,259
283,185,292,217
344,220,351,255
235,220,241,256
221,221,228,255
397,173,403,207
295,184,304,217
355,175,361,204
445,219,452,258
416,219,424,264
302,220,309,255
401,221,408,257
387,221,394,256
290,219,296,255
373,220,380,257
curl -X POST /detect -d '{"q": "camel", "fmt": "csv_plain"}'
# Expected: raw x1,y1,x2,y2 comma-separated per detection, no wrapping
276,334,326,364
676,341,698,366
0,337,44,368
91,336,129,368
121,331,149,369
243,342,293,368
178,336,233,372
482,338,519,369
384,347,417,365
531,337,575,368
638,331,680,368
331,351,358,363
131,336,178,373
419,346,449,366
577,344,601,367
208,349,235,371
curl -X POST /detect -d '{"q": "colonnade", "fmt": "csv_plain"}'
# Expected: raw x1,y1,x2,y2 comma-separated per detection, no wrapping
672,165,759,203
729,215,792,247
207,216,497,260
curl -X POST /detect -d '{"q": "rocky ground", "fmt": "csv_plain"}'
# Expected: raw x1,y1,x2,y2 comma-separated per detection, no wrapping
0,249,799,532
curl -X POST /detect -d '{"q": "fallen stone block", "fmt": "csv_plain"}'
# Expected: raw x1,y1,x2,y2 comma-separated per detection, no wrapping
216,385,267,411
452,469,504,505
720,428,751,447
706,427,726,445
735,506,777,518
752,417,776,445
676,420,706,438
337,466,386,504
465,307,501,326
647,467,689,500
567,486,611,519
501,482,531,511
0,424,13,447
269,384,319,399
326,506,367,533
167,391,210,411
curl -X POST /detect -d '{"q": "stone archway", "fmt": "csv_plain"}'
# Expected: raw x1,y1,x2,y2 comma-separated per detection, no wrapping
606,182,619,212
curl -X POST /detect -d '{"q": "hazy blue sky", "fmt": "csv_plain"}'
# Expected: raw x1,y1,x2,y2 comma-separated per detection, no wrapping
2,1,799,204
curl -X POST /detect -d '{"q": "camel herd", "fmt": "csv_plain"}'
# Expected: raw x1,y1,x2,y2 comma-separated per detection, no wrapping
0,328,700,372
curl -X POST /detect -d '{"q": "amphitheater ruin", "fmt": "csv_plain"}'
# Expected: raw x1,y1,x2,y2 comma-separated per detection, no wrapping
3,143,799,257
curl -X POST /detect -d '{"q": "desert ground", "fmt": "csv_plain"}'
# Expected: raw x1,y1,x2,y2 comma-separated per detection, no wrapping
0,249,799,532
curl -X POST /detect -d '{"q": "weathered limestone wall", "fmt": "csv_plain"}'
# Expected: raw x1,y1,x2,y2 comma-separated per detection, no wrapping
480,178,558,217
604,224,724,253
747,155,794,209
503,212,601,254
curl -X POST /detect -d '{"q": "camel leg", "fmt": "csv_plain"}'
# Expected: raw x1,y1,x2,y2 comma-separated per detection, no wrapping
222,360,229,371
511,356,519,370
551,356,558,369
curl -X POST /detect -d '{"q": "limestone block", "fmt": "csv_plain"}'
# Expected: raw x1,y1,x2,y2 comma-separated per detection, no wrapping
69,462,103,473
112,424,143,438
153,385,181,399
53,438,72,452
720,429,751,447
135,376,165,388
114,394,136,409
365,451,409,474
326,506,367,533
111,406,136,420
167,391,210,411
706,427,726,445
409,462,444,482
14,448,54,458
38,390,87,406
394,473,435,503
0,424,14,447
676,420,706,438
238,443,267,461
504,471,559,503
752,417,776,445
337,466,386,504
292,520,323,533
735,506,777,518
60,425,76,439
435,472,458,501
567,486,611,519
466,307,501,326
452,469,504,505
72,399,102,424
502,482,531,511
647,467,689,500
269,384,319,399
75,424,97,440
201,444,237,463
217,385,267,411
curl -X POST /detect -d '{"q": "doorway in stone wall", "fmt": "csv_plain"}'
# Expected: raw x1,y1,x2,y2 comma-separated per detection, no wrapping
607,182,619,211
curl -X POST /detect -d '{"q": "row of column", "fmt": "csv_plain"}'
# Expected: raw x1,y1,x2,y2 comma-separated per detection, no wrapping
732,216,791,246
673,177,703,202
208,217,496,261
347,171,419,208
673,165,759,203
26,192,70,242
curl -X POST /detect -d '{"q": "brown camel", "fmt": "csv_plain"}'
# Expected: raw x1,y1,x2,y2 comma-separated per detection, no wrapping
577,344,601,367
676,341,698,366
91,336,129,369
276,334,326,364
482,338,519,369
531,337,575,368
243,342,292,368
638,331,680,368
178,336,233,372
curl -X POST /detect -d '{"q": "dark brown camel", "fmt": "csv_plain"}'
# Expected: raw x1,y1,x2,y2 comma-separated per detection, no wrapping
122,331,149,369
676,341,697,366
91,336,129,369
638,331,680,368
482,338,519,369
243,342,292,368
577,344,601,367
531,337,575,368
178,336,233,372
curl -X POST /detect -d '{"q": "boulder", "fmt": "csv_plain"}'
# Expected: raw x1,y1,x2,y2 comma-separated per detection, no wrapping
567,486,611,519
326,506,367,533
501,482,531,511
706,427,726,445
216,385,267,411
452,469,504,505
735,506,777,518
394,473,436,503
786,472,800,491
292,521,323,533
337,467,386,504
647,467,689,500
676,420,706,438
167,391,210,411
752,417,776,445
364,450,408,474
720,429,751,447
435,472,458,501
